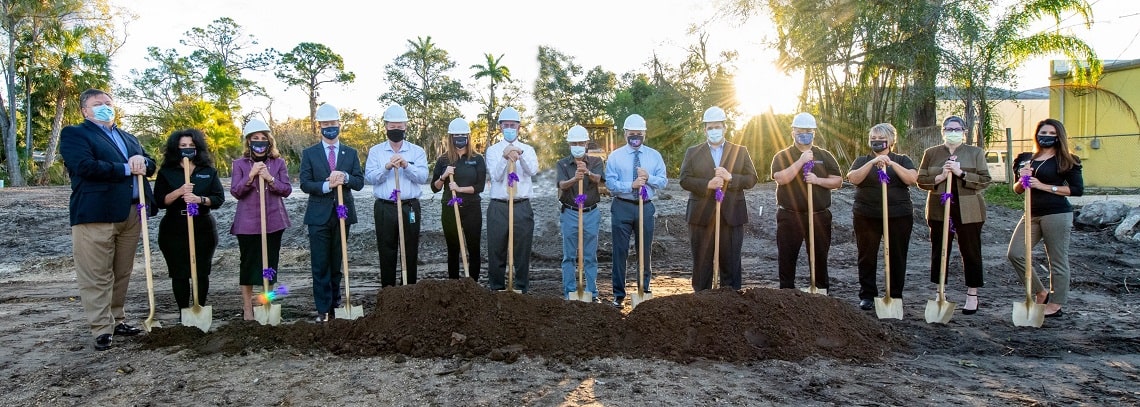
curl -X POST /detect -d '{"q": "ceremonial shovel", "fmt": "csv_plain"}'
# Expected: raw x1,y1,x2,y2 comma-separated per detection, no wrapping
180,157,212,332
450,174,470,278
874,167,903,319
334,184,363,320
630,186,653,307
925,179,956,324
801,164,826,295
568,178,591,302
1012,165,1045,327
137,175,161,332
253,177,282,325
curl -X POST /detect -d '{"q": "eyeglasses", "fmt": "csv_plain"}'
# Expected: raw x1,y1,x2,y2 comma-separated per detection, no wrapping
943,128,964,132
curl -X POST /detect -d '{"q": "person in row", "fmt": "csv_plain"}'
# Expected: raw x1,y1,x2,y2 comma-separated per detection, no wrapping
557,125,605,300
432,118,487,281
1007,118,1083,318
486,107,539,293
153,129,226,315
917,116,990,315
299,103,364,322
365,104,429,287
605,114,667,307
229,119,292,320
680,107,759,291
846,123,917,310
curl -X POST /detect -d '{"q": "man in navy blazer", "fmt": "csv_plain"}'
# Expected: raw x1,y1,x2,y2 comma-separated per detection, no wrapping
679,106,758,291
59,88,156,351
299,103,364,322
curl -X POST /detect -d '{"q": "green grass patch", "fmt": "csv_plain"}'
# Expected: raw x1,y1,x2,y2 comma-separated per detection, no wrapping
984,183,1023,210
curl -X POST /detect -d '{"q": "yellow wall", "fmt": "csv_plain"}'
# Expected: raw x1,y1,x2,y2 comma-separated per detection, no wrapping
1051,62,1140,188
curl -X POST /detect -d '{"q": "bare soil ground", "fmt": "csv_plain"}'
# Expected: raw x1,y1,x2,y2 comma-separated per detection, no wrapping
1,174,1138,406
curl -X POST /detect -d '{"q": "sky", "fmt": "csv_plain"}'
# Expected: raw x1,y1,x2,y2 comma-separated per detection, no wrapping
108,0,1140,123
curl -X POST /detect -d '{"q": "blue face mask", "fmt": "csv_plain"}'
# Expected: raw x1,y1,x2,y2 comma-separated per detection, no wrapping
707,129,725,144
570,145,586,158
92,105,115,122
502,128,518,142
795,132,814,145
321,126,340,140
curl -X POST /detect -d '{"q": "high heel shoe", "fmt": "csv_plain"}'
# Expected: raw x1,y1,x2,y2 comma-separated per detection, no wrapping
963,293,979,315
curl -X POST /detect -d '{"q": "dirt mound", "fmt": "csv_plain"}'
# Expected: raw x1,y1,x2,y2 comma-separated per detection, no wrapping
141,279,901,362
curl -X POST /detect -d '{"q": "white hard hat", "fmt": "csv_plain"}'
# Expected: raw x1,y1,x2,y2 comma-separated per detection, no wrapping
702,106,727,123
315,103,340,121
383,104,409,122
566,125,589,142
623,114,647,131
498,106,520,123
448,118,471,134
243,119,270,137
791,112,818,129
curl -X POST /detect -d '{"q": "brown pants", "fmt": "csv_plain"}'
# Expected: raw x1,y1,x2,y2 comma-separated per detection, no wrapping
72,208,140,337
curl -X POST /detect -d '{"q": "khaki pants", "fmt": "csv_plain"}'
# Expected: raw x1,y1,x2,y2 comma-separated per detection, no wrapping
1007,212,1073,305
72,207,140,337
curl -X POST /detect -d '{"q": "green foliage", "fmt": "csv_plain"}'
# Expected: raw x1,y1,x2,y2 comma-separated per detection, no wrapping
179,17,276,111
984,183,1024,211
470,53,512,148
269,109,380,173
141,99,242,175
276,42,356,134
380,36,471,159
533,46,617,168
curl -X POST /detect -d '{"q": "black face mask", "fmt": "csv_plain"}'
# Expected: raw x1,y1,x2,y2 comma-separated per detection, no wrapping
1036,136,1057,148
180,148,197,159
251,140,270,153
452,136,468,149
387,129,405,143
870,140,889,153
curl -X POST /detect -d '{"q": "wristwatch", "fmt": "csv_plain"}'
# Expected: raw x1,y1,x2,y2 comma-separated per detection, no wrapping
1051,186,1058,193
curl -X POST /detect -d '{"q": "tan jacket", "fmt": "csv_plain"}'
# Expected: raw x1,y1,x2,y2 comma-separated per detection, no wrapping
916,144,991,224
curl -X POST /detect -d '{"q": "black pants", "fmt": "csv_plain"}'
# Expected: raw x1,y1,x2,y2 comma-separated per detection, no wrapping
308,218,346,315
928,217,985,288
158,213,216,309
442,199,482,281
487,199,534,292
854,213,913,300
689,221,744,291
776,208,832,290
375,199,421,287
172,274,209,309
236,231,283,286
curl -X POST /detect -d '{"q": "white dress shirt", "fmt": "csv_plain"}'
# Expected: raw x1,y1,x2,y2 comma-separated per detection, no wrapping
364,140,429,200
485,139,538,200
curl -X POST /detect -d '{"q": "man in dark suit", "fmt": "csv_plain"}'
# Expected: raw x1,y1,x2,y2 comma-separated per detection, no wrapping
299,103,364,322
679,106,759,291
59,88,156,351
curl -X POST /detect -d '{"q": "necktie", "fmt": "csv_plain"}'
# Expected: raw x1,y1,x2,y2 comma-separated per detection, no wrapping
327,145,336,171
632,150,641,180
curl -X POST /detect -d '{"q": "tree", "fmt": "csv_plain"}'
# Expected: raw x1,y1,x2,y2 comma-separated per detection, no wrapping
533,45,617,167
275,42,355,135
179,17,276,112
470,53,511,147
379,36,471,157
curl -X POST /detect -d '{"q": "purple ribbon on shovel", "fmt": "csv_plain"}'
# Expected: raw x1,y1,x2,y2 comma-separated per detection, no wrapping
802,160,815,178
508,172,520,187
137,203,147,215
940,192,957,235
186,202,199,217
389,189,400,201
715,187,724,202
639,185,649,201
262,267,276,280
448,196,463,207
336,204,348,219
1020,174,1031,189
574,194,587,208
877,168,890,184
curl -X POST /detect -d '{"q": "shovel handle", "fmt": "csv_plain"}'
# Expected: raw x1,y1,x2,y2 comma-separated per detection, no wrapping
183,157,202,309
807,182,815,290
137,175,158,327
451,174,470,279
713,198,721,289
937,178,952,302
259,177,272,305
394,167,408,285
1023,172,1034,302
507,161,515,292
638,192,645,294
577,178,585,294
881,175,891,297
337,185,353,310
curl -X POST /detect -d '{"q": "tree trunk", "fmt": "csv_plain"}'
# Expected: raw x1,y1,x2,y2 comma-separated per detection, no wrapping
486,84,496,151
307,85,317,136
37,85,67,185
5,32,27,187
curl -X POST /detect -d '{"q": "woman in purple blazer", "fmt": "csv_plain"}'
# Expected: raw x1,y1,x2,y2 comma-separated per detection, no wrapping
230,120,292,320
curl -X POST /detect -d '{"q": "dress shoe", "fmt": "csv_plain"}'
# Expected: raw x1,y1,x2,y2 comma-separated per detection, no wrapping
315,313,330,323
1044,309,1064,318
963,293,979,315
859,299,874,310
611,298,624,308
94,334,113,351
114,323,143,336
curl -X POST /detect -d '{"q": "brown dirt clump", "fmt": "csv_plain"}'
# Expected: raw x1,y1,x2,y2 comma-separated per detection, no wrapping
140,279,900,362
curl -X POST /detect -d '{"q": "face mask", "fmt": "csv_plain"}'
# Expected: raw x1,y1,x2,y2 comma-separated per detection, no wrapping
627,135,643,148
943,131,964,145
180,148,197,159
870,140,889,153
1036,136,1057,148
386,128,405,143
251,141,269,154
707,129,725,145
321,126,340,140
570,145,586,158
795,132,814,145
92,105,115,122
452,136,468,149
502,128,518,142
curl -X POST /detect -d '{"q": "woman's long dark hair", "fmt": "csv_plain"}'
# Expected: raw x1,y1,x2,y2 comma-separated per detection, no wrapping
161,129,214,169
1035,118,1080,173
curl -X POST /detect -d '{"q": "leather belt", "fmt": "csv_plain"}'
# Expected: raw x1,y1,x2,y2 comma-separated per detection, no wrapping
616,197,650,204
492,198,529,204
379,198,418,205
561,203,598,212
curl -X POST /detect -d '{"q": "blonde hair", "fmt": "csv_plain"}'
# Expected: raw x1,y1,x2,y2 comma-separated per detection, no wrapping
869,123,896,143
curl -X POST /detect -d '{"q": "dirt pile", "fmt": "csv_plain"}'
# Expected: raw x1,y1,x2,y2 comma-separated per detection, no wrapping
142,279,900,362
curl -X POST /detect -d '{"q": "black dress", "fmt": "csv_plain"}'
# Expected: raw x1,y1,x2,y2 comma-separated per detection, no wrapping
153,165,224,307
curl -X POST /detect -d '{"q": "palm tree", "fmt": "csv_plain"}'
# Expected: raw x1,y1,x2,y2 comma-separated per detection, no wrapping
471,53,511,147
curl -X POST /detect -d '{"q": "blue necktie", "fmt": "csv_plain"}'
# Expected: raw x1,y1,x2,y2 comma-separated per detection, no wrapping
632,150,641,180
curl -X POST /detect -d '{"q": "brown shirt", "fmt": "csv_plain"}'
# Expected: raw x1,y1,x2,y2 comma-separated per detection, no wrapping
916,144,991,224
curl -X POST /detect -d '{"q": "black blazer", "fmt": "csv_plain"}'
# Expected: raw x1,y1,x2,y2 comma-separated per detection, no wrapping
679,142,759,227
299,141,365,225
59,120,156,226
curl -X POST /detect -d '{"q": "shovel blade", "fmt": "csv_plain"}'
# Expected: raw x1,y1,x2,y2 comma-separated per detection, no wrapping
254,303,282,326
181,305,213,333
567,290,592,303
874,297,904,320
630,292,653,309
335,305,364,320
924,299,955,324
142,318,162,332
800,286,828,296
1012,301,1045,327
